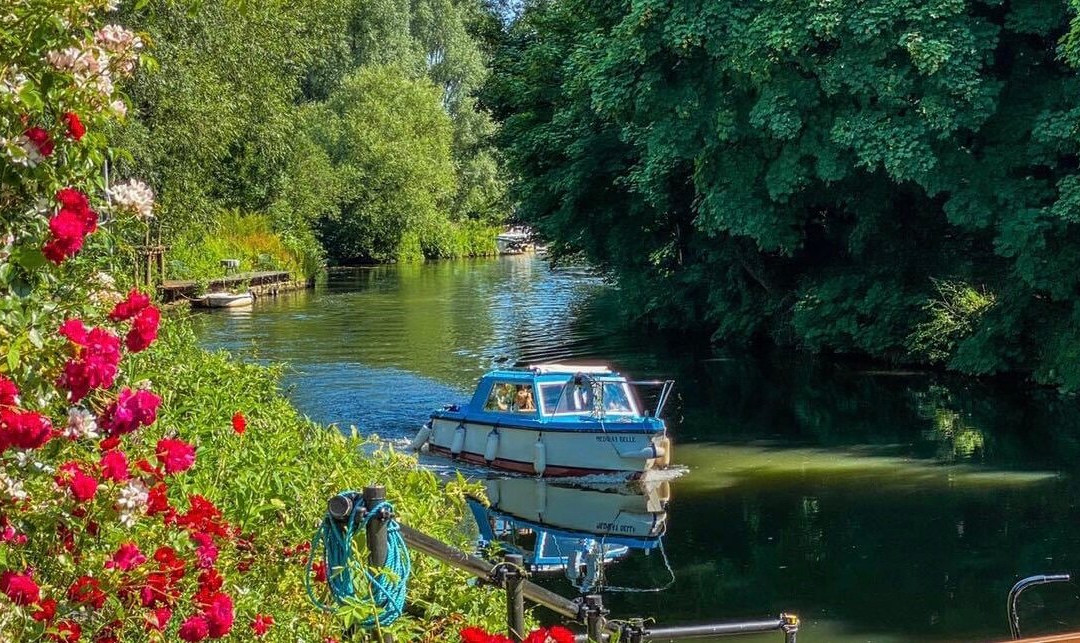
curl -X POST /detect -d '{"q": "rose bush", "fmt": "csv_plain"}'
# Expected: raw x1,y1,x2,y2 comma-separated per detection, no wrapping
1,0,508,640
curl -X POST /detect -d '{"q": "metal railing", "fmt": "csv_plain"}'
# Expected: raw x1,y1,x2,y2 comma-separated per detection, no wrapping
326,487,798,642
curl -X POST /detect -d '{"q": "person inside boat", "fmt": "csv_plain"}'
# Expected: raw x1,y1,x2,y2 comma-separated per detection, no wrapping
514,385,536,412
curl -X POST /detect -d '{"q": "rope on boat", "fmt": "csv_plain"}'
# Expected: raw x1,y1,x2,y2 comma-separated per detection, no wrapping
305,496,411,629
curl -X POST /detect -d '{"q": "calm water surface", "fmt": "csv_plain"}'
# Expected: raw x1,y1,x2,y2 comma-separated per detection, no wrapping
196,256,1080,642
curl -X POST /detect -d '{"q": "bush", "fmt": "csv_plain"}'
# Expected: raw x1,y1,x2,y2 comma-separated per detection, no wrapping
167,211,323,281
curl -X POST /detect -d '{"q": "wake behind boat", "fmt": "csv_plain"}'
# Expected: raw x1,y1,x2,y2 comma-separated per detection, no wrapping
409,364,674,477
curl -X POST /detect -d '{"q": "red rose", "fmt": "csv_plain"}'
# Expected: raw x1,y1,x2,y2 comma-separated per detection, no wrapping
231,412,246,435
178,615,209,642
109,289,151,322
145,606,172,631
25,126,54,156
204,592,234,638
70,469,99,502
146,482,171,515
251,614,274,637
0,375,18,407
99,450,130,482
1,408,52,450
100,388,160,435
156,438,195,474
190,532,218,569
0,570,40,605
32,597,57,622
50,620,81,643
62,112,85,141
105,542,146,572
125,305,160,352
67,575,106,609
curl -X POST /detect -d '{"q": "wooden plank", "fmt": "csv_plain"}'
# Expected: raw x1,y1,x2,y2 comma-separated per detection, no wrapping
160,271,290,292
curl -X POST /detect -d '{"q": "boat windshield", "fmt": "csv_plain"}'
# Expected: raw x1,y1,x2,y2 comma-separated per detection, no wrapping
540,380,638,416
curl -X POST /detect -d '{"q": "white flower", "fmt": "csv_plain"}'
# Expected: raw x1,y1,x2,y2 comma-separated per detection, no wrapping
116,479,149,527
110,179,155,219
110,99,128,119
0,66,27,96
64,407,100,440
1,135,43,168
45,47,84,71
95,25,142,54
135,379,153,391
0,473,28,502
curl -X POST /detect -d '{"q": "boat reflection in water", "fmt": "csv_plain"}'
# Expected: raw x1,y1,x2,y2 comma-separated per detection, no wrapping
467,477,672,593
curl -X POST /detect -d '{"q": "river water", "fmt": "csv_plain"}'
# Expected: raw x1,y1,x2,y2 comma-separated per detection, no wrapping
196,256,1080,642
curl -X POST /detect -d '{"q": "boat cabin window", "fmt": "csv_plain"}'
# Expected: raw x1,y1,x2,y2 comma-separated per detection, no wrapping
483,382,537,414
539,381,639,416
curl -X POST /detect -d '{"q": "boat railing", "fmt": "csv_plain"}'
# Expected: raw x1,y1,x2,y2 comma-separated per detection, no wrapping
628,380,675,419
324,486,798,642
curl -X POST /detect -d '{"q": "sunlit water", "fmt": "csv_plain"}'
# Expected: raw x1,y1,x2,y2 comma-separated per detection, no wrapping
196,256,1080,642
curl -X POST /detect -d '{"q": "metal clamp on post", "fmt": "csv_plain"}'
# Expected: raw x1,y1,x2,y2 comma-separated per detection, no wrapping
781,613,799,643
582,595,607,642
326,492,366,526
619,620,647,643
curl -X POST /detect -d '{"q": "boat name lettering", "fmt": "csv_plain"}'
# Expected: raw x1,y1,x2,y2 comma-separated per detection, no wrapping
594,522,637,534
594,435,638,443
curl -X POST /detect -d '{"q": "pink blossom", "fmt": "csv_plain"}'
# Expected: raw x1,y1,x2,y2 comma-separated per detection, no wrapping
105,542,146,571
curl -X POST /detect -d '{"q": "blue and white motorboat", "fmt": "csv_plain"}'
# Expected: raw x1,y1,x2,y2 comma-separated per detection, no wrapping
410,364,674,477
466,477,671,592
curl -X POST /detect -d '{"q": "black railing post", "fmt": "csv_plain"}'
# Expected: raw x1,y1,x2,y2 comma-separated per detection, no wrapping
363,485,388,568
505,553,526,642
782,613,799,643
362,486,392,643
584,595,606,642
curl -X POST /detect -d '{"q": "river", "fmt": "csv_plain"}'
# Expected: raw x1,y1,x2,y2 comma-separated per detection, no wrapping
195,256,1080,642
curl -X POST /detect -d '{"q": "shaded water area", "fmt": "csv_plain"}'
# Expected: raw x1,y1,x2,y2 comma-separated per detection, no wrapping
196,256,1080,642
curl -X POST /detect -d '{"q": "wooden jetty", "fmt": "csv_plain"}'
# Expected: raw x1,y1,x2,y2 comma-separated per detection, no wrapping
159,270,306,303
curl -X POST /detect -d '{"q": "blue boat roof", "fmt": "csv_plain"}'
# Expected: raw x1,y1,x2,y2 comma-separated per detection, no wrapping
483,364,623,381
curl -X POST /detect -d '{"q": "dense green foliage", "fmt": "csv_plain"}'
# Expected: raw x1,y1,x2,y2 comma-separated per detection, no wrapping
487,0,1080,390
115,0,507,269
131,318,509,640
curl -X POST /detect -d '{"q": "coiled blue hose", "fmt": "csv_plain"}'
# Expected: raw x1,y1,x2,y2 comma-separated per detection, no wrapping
305,495,411,629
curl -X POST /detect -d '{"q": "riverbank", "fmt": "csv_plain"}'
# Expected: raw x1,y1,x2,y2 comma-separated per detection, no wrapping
126,314,509,639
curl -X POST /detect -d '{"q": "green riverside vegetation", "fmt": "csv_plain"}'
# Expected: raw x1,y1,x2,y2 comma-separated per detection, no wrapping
112,0,507,275
484,0,1080,391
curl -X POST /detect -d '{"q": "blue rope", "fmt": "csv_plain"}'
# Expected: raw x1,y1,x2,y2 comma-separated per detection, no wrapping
306,495,411,629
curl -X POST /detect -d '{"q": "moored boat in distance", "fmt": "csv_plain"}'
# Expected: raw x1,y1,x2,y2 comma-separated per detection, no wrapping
410,363,675,477
495,226,533,254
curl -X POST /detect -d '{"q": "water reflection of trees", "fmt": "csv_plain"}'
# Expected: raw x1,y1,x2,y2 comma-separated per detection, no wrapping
677,354,1080,472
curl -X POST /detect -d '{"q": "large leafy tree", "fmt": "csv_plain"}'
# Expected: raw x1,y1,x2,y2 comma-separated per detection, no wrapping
308,66,456,263
488,0,1080,389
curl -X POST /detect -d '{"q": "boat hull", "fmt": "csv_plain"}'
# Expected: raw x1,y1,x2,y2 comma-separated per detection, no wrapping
428,417,669,477
479,478,668,539
198,293,254,308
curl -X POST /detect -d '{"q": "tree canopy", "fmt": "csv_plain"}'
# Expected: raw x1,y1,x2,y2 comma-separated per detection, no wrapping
114,0,508,270
486,0,1080,390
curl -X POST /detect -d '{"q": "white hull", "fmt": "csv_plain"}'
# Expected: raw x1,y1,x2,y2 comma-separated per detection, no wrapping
482,478,668,539
428,418,668,477
199,292,254,308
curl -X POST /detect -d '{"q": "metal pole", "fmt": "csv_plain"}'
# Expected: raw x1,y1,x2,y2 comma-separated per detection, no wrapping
585,595,605,642
505,554,526,642
363,485,388,568
397,523,582,620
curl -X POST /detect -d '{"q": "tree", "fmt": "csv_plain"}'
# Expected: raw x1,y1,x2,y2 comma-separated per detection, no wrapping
309,66,456,263
488,0,1080,390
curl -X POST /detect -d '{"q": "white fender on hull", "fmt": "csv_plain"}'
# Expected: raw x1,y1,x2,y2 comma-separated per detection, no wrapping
408,422,433,452
484,430,499,463
533,438,546,476
451,424,466,457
